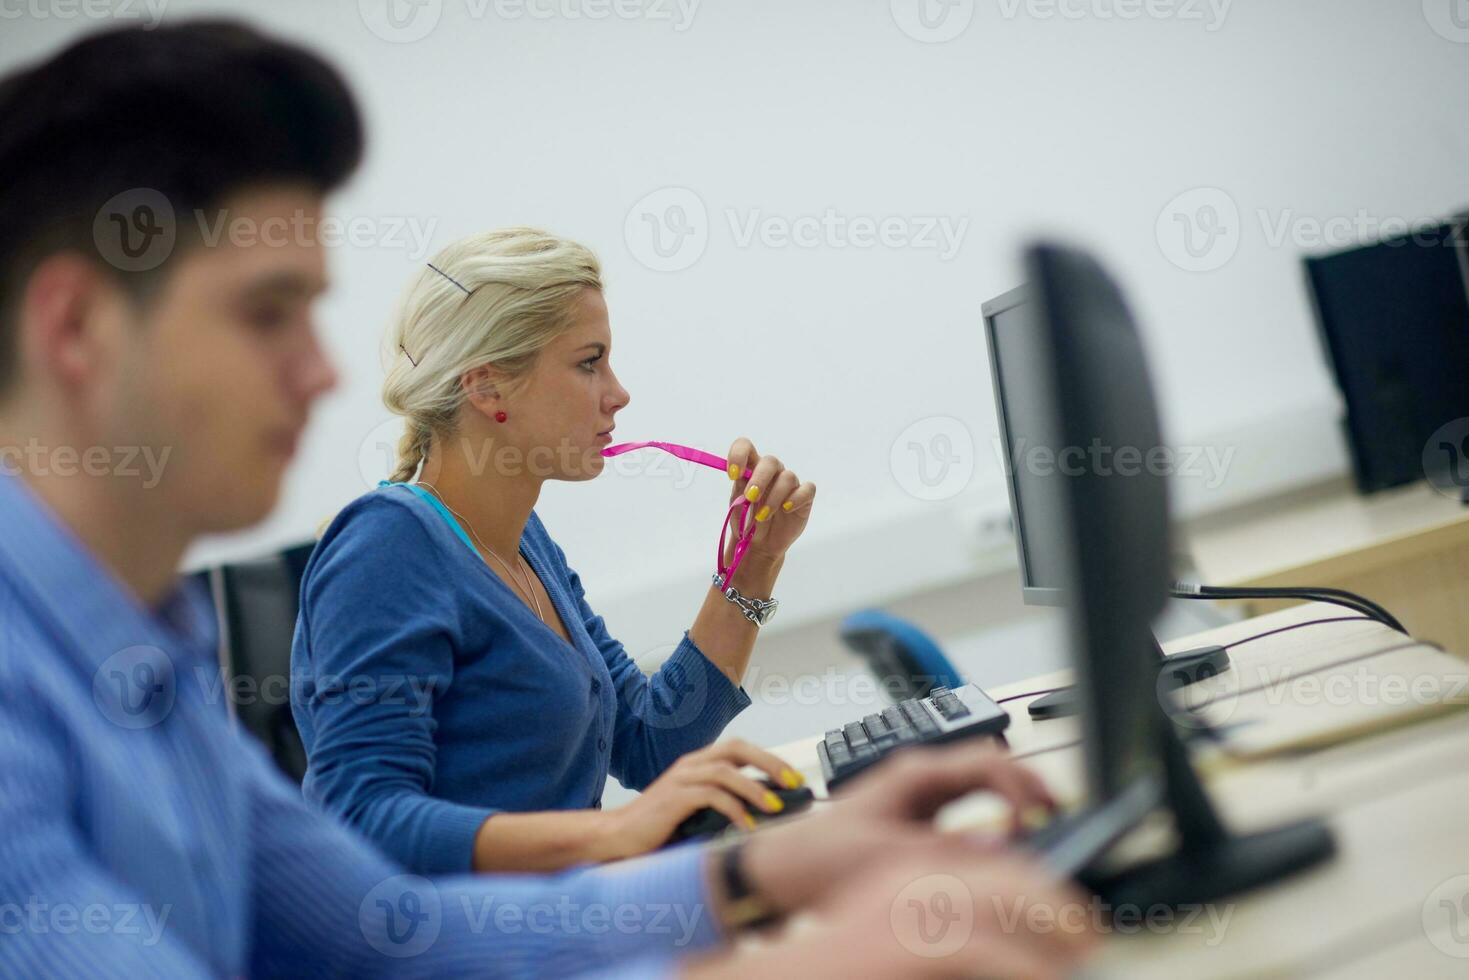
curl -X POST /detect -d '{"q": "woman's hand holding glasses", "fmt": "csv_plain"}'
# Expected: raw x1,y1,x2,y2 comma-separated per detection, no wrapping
721,437,816,580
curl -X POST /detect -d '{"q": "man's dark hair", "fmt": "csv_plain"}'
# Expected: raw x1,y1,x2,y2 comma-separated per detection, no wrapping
0,20,365,391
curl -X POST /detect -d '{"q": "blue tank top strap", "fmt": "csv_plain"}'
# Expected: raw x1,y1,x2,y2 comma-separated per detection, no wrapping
378,480,478,557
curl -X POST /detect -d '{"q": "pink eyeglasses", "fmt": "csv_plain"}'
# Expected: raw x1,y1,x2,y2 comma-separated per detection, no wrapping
600,441,757,589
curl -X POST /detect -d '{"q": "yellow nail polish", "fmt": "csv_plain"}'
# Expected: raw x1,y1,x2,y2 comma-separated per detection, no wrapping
782,501,794,512
744,814,758,830
1020,805,1050,832
727,463,740,480
745,485,760,502
755,505,771,522
781,768,805,788
764,791,784,812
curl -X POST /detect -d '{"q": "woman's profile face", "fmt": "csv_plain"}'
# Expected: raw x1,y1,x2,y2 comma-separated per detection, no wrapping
511,286,630,482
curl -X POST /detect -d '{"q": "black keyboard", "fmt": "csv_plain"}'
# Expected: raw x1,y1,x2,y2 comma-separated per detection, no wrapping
817,683,1011,791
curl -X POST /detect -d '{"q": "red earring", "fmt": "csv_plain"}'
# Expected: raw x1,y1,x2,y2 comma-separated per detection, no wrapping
494,411,508,423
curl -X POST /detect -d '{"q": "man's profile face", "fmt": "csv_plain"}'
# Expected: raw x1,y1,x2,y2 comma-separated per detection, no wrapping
107,185,339,532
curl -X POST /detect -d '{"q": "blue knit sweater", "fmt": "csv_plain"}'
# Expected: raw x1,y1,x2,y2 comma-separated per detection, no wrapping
290,483,750,873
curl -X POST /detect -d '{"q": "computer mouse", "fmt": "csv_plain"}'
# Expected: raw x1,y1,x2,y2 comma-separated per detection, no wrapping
664,778,815,846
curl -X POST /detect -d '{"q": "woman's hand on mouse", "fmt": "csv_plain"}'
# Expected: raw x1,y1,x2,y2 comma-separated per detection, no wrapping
592,739,805,861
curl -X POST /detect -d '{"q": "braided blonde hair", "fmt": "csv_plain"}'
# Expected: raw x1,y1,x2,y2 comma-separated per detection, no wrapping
381,228,603,483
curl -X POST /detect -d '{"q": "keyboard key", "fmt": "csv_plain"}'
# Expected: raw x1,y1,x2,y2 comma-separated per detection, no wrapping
863,713,890,737
934,694,965,720
844,722,870,748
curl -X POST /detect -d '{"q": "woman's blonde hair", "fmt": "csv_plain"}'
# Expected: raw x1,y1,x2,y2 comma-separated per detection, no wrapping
382,227,602,483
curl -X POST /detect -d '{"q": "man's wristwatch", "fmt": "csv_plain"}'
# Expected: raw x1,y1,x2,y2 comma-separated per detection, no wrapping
716,840,781,932
712,573,779,627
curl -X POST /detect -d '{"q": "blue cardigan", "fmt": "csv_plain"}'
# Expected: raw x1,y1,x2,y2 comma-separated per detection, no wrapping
290,483,750,874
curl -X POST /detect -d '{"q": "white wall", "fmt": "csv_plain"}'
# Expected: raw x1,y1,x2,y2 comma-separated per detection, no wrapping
6,0,1469,655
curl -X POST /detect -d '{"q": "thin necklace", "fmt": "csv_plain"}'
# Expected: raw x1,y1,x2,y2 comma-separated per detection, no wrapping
415,482,545,624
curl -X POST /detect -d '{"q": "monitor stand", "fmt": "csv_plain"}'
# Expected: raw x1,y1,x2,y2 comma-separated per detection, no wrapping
1027,636,1230,720
1077,707,1336,913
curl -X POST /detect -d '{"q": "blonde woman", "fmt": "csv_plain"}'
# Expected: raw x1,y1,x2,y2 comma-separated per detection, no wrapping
290,228,819,873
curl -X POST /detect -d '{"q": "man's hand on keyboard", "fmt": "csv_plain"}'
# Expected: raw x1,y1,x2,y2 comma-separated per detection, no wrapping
739,741,1058,917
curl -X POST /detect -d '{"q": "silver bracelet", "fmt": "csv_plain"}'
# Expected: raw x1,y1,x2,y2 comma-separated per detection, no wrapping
712,573,780,627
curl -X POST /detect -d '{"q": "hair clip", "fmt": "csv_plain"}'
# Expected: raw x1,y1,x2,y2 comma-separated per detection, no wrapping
426,262,473,295
398,343,419,367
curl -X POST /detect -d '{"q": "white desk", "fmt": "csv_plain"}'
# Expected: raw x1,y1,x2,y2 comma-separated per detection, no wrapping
770,603,1469,977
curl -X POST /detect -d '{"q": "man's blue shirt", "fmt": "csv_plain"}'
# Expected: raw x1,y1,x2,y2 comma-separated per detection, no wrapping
0,474,722,978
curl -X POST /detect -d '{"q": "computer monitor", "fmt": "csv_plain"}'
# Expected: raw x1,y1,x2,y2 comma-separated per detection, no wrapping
1022,240,1336,908
982,284,1230,720
1304,218,1469,494
982,285,1065,607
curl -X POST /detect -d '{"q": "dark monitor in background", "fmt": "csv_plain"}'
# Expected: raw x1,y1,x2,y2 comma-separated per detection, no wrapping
1022,240,1335,908
981,285,1230,720
1304,218,1469,495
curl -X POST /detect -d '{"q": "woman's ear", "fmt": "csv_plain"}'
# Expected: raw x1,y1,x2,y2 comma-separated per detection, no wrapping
460,364,502,418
